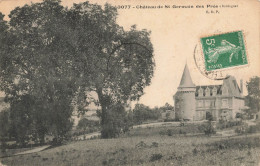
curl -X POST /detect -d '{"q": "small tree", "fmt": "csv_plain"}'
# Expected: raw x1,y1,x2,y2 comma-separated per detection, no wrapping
160,103,174,112
199,113,216,136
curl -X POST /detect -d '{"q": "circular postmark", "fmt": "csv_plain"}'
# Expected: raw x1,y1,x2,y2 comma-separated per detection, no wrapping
193,43,229,80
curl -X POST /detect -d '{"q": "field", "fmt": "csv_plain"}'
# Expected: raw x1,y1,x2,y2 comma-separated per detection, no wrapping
1,125,260,166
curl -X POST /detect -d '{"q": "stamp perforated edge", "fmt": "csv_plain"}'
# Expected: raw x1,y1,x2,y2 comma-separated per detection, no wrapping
198,30,250,73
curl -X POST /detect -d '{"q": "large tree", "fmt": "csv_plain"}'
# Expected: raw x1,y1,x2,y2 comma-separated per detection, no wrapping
246,76,260,115
0,0,154,141
67,2,154,138
132,104,160,124
0,0,84,144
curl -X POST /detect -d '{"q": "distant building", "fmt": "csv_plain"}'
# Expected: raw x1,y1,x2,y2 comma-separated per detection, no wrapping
174,63,246,121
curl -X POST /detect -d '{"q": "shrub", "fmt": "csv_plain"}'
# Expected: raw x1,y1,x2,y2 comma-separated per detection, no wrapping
192,148,199,155
159,130,165,136
179,129,186,135
208,137,260,149
217,120,243,129
198,121,216,136
151,142,159,147
235,122,260,134
235,125,248,134
135,141,147,148
164,119,175,122
247,126,257,133
247,122,260,133
0,141,7,153
150,153,163,162
167,129,173,136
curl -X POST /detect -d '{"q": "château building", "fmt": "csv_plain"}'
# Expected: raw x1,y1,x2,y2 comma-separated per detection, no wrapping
174,63,246,121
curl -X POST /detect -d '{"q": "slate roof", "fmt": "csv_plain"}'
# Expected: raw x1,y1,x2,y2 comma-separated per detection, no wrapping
179,63,196,88
195,76,243,98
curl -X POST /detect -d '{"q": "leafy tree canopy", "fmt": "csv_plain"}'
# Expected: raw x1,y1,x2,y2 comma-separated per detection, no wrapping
246,76,260,114
0,0,154,140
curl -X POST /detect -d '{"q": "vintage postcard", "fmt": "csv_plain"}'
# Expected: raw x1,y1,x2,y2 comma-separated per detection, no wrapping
0,0,259,165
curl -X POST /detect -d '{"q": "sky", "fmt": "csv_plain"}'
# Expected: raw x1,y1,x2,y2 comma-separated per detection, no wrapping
0,0,259,108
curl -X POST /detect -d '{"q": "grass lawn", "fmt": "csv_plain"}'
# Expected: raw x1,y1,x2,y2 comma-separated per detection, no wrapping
1,125,260,166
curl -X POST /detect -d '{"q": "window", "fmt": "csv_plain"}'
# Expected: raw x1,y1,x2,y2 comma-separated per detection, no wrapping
198,100,203,107
222,99,228,108
211,100,216,107
205,87,210,96
205,100,210,107
199,111,203,119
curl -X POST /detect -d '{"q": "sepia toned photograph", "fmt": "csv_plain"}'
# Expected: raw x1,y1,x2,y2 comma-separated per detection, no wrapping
0,0,259,165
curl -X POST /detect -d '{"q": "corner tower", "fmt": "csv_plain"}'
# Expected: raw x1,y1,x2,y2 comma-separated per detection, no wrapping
174,63,196,121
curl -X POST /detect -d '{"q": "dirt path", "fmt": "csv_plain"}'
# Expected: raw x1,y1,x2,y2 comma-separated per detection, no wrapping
133,121,207,129
14,145,51,156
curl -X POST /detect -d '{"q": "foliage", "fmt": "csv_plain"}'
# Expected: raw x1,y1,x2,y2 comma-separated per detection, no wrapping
246,125,260,134
216,120,243,130
198,119,216,136
199,123,216,136
73,118,100,137
2,126,260,166
207,137,260,150
159,103,174,112
0,0,80,144
235,122,260,134
158,125,201,136
0,0,154,141
245,76,260,114
66,2,154,138
97,103,132,138
77,118,100,131
0,108,10,152
235,124,248,134
132,104,160,124
135,141,148,148
0,108,10,139
150,153,163,162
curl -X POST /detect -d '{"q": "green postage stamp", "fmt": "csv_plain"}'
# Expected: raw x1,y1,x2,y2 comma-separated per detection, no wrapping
200,31,248,71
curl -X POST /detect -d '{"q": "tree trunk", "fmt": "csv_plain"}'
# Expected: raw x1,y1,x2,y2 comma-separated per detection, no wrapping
96,87,109,138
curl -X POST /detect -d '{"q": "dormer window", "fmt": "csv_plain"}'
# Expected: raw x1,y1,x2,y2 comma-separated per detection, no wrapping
212,87,217,96
205,87,210,96
198,87,203,97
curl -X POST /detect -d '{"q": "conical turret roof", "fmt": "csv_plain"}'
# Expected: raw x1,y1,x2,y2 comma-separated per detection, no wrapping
179,63,195,88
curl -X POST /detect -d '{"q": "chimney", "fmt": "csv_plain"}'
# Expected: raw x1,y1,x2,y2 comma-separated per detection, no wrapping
240,79,243,94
